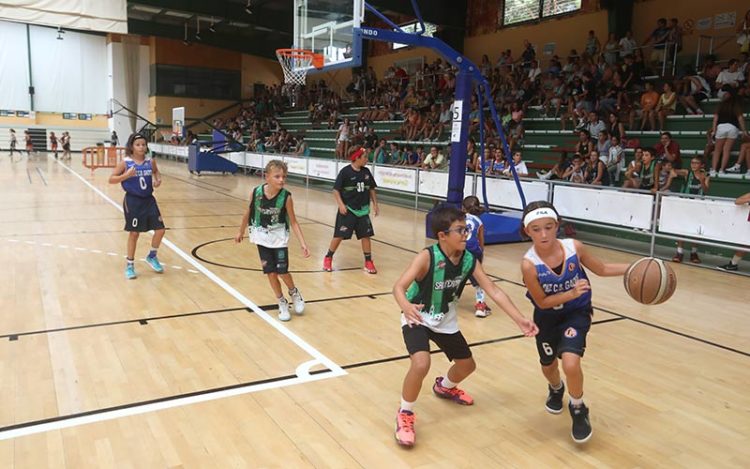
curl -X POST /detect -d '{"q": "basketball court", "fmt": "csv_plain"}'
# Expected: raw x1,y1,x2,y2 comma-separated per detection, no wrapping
0,153,748,466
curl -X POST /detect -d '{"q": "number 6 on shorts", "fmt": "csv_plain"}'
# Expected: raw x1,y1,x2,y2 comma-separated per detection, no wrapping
541,342,554,356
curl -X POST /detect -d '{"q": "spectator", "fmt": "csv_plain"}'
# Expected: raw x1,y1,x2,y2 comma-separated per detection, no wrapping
604,134,624,183
622,147,644,189
658,160,675,191
374,139,388,164
638,81,660,130
607,112,626,142
655,131,682,168
618,31,637,58
603,33,618,65
575,129,593,157
671,157,710,264
711,92,748,175
584,30,601,59
639,148,661,193
585,150,610,185
716,59,745,98
562,153,586,183
537,152,572,181
596,130,611,155
586,112,606,138
737,9,750,54
679,66,711,115
503,151,528,177
718,192,750,271
642,18,670,66
656,82,677,130
422,145,446,170
726,139,750,174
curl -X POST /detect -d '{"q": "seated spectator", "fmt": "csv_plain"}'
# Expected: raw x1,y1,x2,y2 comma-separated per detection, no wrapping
562,153,586,183
656,82,677,130
619,31,637,58
466,139,479,172
388,142,403,165
679,67,711,115
716,59,745,98
603,134,624,183
596,130,611,155
575,129,593,157
655,131,682,168
658,160,675,191
422,145,446,170
488,148,506,175
637,81,660,130
293,135,310,157
607,112,626,142
585,150,610,185
374,138,388,164
726,139,750,174
537,152,572,180
503,151,529,177
639,147,662,193
671,157,711,263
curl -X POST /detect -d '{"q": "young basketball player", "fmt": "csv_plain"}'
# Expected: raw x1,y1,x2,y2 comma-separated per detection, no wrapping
393,206,538,447
24,130,33,155
49,131,58,159
323,146,379,273
718,191,750,272
9,129,17,156
462,196,490,317
62,132,71,160
108,133,165,280
671,157,710,263
235,160,309,321
520,200,628,444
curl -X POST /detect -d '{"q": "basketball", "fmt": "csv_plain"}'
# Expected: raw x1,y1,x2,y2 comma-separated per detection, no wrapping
623,257,677,305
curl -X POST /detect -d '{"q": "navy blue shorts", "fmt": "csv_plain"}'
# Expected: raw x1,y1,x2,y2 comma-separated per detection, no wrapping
533,306,592,366
123,193,164,232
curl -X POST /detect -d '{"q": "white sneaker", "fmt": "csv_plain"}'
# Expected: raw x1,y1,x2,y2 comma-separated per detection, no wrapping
709,169,717,178
278,297,291,321
725,164,741,173
290,288,305,315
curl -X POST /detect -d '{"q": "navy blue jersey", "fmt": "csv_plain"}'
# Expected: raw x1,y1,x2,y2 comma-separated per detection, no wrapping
524,239,591,313
465,213,483,256
121,157,154,197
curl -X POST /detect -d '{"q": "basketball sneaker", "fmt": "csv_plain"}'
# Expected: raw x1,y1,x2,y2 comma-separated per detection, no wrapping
145,255,164,273
569,402,592,444
290,288,305,315
432,377,474,405
278,297,291,321
125,264,136,280
690,252,701,264
474,301,490,318
671,252,683,263
364,259,377,274
717,262,738,272
395,409,416,447
545,382,565,414
322,256,333,272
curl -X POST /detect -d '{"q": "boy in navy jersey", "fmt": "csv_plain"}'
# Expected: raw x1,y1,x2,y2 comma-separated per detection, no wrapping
236,160,310,321
521,201,628,444
108,133,165,280
323,146,379,273
392,206,537,448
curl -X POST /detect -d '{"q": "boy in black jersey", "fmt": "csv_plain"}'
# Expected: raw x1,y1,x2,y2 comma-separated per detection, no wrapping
671,157,710,263
392,206,538,447
323,146,380,273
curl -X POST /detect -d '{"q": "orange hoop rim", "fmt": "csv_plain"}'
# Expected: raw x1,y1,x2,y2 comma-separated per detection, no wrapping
276,48,324,69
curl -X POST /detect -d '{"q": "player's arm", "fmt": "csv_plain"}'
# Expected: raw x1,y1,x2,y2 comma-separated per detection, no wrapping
151,159,162,188
473,263,538,337
521,258,588,310
285,195,310,257
735,192,750,205
671,168,688,178
108,160,133,184
369,188,379,216
574,240,628,276
393,250,430,327
650,162,662,193
235,204,251,243
698,170,710,192
478,223,485,252
332,189,347,214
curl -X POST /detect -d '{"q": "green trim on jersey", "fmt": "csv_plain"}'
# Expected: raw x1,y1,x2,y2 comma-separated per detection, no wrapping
680,170,704,195
252,185,289,228
406,245,475,318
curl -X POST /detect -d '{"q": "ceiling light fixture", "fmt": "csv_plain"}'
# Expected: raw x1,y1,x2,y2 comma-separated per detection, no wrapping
183,21,191,46
56,26,65,40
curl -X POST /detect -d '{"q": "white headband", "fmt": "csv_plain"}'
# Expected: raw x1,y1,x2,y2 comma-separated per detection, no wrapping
523,207,558,227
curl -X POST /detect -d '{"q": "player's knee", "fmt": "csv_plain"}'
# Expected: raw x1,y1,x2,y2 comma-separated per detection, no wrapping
561,355,581,376
409,353,431,377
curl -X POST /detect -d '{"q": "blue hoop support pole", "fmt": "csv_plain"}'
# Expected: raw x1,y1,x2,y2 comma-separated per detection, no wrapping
476,84,490,212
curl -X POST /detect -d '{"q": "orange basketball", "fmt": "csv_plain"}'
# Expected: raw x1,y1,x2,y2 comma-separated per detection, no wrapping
624,257,677,305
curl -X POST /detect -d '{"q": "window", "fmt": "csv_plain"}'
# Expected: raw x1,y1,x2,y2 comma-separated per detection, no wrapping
151,65,240,100
503,0,581,26
392,21,438,50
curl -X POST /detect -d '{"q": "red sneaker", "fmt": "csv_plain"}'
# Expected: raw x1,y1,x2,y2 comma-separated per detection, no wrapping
322,256,333,272
364,259,377,274
432,377,474,405
395,409,416,447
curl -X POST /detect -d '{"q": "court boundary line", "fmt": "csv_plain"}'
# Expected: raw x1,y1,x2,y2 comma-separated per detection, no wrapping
6,160,348,441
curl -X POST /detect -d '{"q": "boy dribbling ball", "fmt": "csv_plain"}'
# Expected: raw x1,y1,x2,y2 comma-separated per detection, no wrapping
392,206,538,448
520,201,628,443
236,160,310,321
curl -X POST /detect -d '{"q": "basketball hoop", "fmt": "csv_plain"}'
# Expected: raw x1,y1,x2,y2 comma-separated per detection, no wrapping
276,48,324,86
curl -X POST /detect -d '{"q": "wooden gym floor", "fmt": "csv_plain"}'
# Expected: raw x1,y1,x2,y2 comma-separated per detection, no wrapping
0,152,748,468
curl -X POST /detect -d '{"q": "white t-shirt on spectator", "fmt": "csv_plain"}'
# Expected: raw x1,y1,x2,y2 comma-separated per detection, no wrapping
717,70,745,87
504,161,528,176
603,145,624,170
618,37,637,57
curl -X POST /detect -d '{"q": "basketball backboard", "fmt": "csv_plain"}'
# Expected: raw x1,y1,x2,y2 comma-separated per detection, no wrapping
293,0,364,73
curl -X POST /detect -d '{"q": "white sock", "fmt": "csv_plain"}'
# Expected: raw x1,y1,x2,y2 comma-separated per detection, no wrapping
676,247,683,254
400,398,415,412
550,381,563,391
732,255,742,265
441,376,457,389
475,287,485,303
569,394,584,406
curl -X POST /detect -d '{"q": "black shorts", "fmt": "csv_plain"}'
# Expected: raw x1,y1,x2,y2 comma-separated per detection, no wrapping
534,307,592,366
123,193,165,232
402,324,472,361
334,211,374,240
257,245,289,274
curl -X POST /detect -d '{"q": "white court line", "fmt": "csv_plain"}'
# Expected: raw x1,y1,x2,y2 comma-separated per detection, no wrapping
0,161,347,441
0,371,337,441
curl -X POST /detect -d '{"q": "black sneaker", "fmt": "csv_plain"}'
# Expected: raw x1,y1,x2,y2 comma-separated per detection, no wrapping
717,262,738,272
545,382,565,414
569,402,592,444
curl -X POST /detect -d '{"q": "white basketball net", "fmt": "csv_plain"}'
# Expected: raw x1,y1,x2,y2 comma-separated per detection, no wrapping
276,50,313,86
